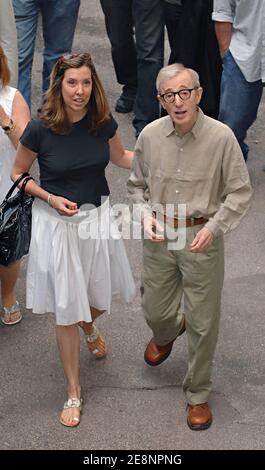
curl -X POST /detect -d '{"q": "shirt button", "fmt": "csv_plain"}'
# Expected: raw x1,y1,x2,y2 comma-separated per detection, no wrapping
179,148,183,152
177,169,181,173
175,190,179,193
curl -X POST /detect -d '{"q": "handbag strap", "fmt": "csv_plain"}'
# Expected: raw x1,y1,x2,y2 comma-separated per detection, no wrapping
20,176,34,205
4,172,30,200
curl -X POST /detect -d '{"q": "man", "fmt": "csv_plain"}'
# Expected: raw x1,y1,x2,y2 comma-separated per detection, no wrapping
212,0,264,161
100,0,164,137
12,0,80,108
0,0,18,87
127,63,252,430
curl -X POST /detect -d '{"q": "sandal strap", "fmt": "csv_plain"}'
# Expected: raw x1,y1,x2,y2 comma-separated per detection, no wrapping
85,324,100,343
63,398,83,409
2,301,20,315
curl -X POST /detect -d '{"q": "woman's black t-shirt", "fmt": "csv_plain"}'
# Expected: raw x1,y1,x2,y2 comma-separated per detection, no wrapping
20,113,118,207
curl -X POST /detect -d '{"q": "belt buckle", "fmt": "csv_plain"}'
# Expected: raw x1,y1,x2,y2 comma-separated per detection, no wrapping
190,217,195,227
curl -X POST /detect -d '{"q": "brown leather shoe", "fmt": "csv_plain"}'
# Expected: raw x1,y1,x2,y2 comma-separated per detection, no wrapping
144,317,186,366
187,403,212,431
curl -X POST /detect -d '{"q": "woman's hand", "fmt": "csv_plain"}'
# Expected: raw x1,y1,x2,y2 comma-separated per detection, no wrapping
50,195,79,216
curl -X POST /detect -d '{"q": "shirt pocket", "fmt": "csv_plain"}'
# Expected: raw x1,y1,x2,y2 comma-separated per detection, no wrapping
181,158,217,182
144,162,174,204
174,167,216,205
181,169,210,182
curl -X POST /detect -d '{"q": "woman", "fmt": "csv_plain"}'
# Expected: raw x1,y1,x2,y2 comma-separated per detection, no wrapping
0,46,30,325
12,53,136,427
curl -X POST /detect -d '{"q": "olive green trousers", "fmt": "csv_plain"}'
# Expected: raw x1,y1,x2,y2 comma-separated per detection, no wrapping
142,225,224,404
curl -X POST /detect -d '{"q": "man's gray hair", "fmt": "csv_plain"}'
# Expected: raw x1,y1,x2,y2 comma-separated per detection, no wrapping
156,63,200,93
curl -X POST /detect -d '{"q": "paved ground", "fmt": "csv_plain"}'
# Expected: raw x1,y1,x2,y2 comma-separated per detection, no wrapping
1,0,265,451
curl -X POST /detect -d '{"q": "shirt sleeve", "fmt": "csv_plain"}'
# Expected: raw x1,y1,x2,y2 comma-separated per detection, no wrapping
109,113,118,138
101,113,118,139
205,128,252,236
20,119,41,153
212,0,236,23
127,134,153,221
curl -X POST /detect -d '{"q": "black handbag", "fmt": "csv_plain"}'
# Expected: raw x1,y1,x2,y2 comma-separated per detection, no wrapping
0,172,34,266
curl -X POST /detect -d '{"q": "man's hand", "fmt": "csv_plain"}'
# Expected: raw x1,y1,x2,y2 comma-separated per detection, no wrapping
190,227,214,253
143,215,165,242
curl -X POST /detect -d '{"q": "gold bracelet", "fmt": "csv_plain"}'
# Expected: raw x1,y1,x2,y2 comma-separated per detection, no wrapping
47,193,53,207
3,119,16,134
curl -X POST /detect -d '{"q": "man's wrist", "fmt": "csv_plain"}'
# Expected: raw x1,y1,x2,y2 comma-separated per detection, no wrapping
219,46,229,58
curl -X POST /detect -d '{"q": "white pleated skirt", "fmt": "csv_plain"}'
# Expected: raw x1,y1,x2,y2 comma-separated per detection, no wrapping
26,198,136,325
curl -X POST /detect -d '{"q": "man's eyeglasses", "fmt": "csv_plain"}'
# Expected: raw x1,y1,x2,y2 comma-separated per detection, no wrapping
160,88,198,103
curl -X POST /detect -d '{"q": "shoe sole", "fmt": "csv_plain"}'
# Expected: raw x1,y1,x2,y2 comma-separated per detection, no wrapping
1,314,22,326
60,417,80,428
187,417,212,431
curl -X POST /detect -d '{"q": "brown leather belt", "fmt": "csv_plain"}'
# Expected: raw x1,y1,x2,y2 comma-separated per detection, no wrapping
163,215,208,228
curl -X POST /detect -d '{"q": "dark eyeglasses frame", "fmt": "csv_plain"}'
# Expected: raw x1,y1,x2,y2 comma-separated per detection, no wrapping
160,87,198,103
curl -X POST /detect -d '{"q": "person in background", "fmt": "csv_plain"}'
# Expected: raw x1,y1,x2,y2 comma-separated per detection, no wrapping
128,63,252,430
100,0,164,137
164,0,183,54
0,0,18,87
12,0,80,108
213,0,264,161
12,53,135,427
165,0,222,119
0,46,30,325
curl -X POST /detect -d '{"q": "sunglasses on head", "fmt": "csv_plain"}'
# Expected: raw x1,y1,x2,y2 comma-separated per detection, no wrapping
58,52,91,65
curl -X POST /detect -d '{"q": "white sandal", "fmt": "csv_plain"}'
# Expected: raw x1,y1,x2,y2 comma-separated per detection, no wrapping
60,397,83,428
85,324,107,358
1,301,22,326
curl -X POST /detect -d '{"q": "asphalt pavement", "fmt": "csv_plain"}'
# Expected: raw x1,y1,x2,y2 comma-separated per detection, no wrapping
1,0,265,451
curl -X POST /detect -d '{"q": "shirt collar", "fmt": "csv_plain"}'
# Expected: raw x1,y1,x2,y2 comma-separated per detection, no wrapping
190,108,205,138
164,108,205,138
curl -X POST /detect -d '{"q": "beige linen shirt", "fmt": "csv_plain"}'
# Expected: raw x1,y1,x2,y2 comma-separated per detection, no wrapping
127,109,252,236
